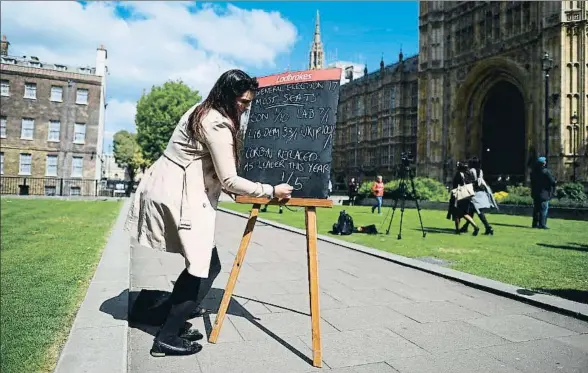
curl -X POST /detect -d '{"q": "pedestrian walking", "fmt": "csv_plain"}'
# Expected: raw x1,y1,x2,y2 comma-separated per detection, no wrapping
459,157,497,235
371,175,385,214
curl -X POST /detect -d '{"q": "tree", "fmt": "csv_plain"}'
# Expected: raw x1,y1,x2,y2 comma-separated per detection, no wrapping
113,130,145,196
135,80,202,164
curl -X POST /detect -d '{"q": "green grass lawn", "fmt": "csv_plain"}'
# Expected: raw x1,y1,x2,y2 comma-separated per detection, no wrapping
0,198,122,373
219,202,588,302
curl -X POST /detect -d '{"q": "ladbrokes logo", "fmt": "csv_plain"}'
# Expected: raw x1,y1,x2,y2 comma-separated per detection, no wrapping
276,73,313,83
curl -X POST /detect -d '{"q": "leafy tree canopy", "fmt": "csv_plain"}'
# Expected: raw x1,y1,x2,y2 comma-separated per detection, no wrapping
135,80,201,164
113,130,145,177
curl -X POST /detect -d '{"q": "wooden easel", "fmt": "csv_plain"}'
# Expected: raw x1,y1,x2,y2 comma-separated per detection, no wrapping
208,196,332,368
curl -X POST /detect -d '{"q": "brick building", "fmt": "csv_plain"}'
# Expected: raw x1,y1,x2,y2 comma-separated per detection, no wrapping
0,35,107,195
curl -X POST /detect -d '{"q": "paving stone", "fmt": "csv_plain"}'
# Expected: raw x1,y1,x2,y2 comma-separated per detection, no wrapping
327,288,412,307
312,362,399,373
302,328,426,368
527,311,588,333
131,274,170,290
320,305,420,332
259,291,345,313
449,293,540,317
58,326,127,372
391,320,509,353
484,338,588,373
385,283,470,302
228,310,339,342
388,300,484,323
467,314,579,342
233,279,291,298
196,336,323,373
556,334,588,353
387,349,522,373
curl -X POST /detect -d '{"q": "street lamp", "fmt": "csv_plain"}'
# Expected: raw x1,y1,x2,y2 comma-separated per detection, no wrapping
571,111,579,182
542,52,553,158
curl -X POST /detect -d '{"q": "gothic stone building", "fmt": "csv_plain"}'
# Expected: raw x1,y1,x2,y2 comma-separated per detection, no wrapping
0,35,108,195
418,1,587,184
332,54,419,187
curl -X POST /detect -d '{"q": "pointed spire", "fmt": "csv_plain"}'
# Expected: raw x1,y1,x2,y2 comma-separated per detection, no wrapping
399,44,404,62
363,64,368,76
314,10,321,43
309,10,325,70
380,53,384,69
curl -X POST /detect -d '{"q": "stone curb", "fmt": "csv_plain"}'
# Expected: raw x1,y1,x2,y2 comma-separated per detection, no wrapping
54,198,132,373
218,206,588,321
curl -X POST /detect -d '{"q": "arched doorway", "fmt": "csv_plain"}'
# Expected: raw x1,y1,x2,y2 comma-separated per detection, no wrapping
480,80,526,180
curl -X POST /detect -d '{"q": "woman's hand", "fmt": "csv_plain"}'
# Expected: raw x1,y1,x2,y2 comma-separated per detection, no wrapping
273,183,293,199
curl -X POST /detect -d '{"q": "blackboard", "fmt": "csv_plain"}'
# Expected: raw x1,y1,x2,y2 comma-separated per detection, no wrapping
238,68,341,199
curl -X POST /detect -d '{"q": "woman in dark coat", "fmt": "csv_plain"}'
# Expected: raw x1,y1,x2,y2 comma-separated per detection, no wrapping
447,161,480,235
459,157,497,235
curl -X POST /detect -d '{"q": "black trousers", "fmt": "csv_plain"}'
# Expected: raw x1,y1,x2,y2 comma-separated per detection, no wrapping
157,247,222,340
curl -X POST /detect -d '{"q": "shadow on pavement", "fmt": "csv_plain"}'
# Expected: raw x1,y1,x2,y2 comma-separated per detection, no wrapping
99,288,314,366
516,288,588,305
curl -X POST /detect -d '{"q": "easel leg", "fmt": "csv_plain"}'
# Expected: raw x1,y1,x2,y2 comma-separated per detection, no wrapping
209,203,260,343
305,207,322,368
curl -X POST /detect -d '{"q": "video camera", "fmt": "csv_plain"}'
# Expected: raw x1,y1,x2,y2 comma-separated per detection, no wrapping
400,151,414,168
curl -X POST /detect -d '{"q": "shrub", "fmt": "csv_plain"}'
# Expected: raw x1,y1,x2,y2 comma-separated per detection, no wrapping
493,191,509,202
506,184,531,197
358,177,447,201
555,182,587,202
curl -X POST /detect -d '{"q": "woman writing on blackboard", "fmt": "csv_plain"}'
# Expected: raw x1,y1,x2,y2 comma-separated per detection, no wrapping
125,69,293,357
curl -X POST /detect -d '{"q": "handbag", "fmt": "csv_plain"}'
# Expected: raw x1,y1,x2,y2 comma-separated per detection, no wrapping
452,183,475,201
451,172,474,201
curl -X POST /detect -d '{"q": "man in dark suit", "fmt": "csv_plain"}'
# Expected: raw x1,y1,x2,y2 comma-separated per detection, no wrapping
530,156,557,229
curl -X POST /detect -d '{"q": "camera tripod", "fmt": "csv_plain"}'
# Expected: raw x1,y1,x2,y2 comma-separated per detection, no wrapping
382,167,427,240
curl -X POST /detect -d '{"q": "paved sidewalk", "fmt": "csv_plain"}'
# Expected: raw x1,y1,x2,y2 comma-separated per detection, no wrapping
128,211,588,373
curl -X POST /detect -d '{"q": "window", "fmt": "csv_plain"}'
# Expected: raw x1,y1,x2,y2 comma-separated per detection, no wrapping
50,86,63,102
46,155,58,176
71,156,83,177
0,80,9,96
73,123,86,144
48,120,60,142
76,88,88,104
21,118,35,140
24,83,37,99
1,116,6,138
19,153,32,175
70,186,81,196
45,186,57,196
0,152,4,174
390,87,396,112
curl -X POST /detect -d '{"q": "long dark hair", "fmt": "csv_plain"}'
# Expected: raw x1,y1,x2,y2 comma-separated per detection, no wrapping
469,156,481,178
187,69,259,165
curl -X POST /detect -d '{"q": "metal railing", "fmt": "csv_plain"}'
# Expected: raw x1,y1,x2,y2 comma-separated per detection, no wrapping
0,176,122,197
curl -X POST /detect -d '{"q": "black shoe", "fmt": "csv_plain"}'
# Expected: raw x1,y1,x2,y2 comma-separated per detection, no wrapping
279,209,283,214
484,227,494,235
472,227,480,236
189,307,208,318
459,225,469,233
180,328,204,341
150,337,202,357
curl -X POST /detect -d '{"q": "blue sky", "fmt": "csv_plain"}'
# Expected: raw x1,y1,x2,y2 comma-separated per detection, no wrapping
1,1,419,150
112,1,419,76
241,1,419,73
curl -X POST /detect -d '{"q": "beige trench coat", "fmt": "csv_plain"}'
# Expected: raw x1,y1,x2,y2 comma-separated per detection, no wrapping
125,106,273,277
